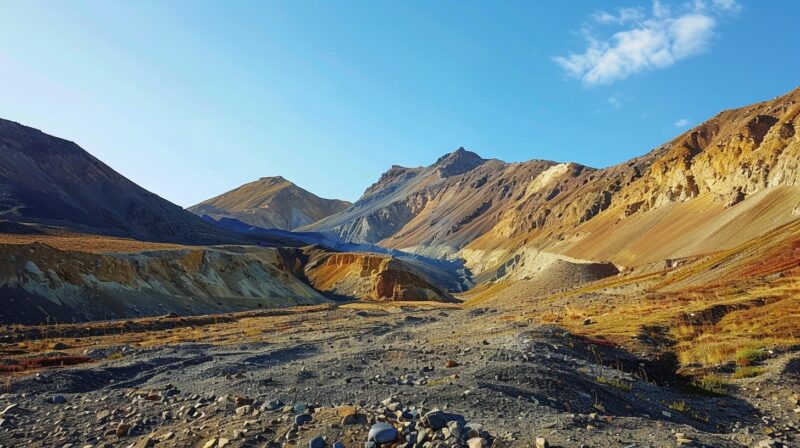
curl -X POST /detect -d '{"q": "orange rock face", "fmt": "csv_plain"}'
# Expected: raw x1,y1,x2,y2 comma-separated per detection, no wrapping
303,251,454,303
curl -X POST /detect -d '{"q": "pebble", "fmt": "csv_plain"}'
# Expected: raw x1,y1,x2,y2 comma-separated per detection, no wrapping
468,437,488,448
536,437,549,448
342,414,358,425
295,414,313,426
309,436,325,448
0,404,18,416
368,422,398,443
116,423,130,438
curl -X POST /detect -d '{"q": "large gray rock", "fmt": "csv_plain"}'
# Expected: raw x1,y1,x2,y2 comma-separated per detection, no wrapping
368,422,398,443
421,409,447,430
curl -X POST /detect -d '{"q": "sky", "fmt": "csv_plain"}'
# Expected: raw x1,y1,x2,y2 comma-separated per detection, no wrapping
0,1,798,206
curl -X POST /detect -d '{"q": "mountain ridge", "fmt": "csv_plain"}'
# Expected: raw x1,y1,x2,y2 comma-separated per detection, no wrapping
0,118,243,245
304,86,800,280
188,175,350,231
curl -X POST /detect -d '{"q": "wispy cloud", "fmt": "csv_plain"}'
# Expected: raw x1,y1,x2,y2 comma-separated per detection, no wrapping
554,0,741,86
674,118,690,127
607,96,623,109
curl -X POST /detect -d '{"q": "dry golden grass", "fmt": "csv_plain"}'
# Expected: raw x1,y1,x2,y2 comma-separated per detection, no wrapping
341,300,459,310
0,232,190,253
0,305,337,369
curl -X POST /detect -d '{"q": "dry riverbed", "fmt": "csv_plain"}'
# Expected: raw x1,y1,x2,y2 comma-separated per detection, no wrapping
0,303,798,447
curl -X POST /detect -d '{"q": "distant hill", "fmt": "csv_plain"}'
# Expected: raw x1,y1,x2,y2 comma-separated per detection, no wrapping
0,118,242,244
189,176,350,231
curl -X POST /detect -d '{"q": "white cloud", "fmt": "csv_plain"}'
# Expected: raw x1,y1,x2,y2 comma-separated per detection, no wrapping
674,118,690,127
711,0,742,14
554,0,740,86
591,7,645,25
607,96,622,109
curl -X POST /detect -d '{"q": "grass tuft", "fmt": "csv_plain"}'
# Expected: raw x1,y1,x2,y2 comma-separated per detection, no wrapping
731,366,767,379
734,347,768,367
597,375,632,391
692,373,729,395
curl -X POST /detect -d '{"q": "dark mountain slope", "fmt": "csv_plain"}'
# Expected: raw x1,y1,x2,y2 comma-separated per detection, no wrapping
0,118,242,244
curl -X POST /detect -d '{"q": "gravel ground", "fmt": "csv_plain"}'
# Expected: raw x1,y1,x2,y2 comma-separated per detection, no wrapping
0,305,798,447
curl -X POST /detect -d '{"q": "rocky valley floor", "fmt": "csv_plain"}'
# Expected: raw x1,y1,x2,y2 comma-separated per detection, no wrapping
1,302,797,448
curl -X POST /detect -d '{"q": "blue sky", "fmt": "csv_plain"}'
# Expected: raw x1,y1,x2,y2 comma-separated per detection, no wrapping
0,1,798,206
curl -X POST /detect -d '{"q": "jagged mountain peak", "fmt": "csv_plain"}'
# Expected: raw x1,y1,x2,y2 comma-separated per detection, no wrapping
433,147,486,177
258,175,288,183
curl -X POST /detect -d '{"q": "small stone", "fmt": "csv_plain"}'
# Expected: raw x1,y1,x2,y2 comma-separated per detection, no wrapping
50,395,67,404
263,399,284,411
309,436,325,448
368,422,398,444
218,438,230,448
96,409,110,421
535,437,549,448
468,437,488,448
116,423,131,438
445,360,459,368
234,396,254,407
235,405,251,416
0,404,18,416
342,414,357,425
202,439,218,448
295,414,313,426
332,442,345,448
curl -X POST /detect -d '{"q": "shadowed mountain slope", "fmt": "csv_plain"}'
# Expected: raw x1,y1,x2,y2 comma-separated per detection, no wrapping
0,118,243,245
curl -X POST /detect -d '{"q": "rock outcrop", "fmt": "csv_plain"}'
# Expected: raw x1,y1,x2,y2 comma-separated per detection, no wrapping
302,250,455,302
0,243,328,324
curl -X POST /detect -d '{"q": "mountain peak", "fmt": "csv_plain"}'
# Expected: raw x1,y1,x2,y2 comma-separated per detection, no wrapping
189,176,350,230
259,175,288,184
433,147,486,177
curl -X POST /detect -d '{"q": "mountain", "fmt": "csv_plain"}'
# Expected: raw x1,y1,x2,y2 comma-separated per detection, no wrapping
0,118,242,244
306,87,800,281
188,176,351,230
468,86,800,272
303,147,560,259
